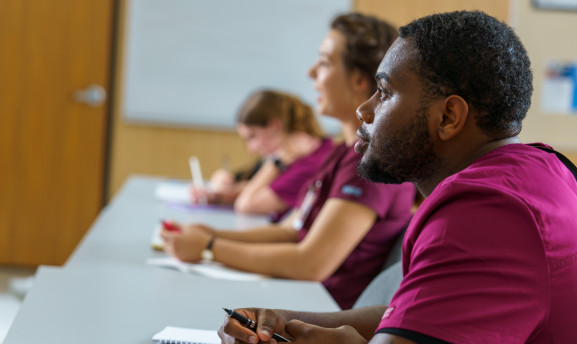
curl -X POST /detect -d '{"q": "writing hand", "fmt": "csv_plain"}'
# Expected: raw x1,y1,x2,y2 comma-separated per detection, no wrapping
219,308,289,344
160,223,214,262
209,169,235,191
285,320,367,344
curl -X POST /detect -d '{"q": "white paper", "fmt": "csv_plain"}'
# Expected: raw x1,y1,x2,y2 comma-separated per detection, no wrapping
146,256,270,281
542,77,574,113
154,180,192,204
152,326,220,344
541,61,577,114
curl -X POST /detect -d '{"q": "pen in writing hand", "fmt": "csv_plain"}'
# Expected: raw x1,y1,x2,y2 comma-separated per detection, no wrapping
189,156,208,204
223,308,290,342
161,220,181,233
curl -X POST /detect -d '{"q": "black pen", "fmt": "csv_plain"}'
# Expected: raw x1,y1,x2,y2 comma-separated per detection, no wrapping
223,308,291,342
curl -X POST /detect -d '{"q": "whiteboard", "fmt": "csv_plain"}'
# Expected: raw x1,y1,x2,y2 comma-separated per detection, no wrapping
122,0,351,133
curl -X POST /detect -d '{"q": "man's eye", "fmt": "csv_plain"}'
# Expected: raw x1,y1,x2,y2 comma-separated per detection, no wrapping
378,88,389,101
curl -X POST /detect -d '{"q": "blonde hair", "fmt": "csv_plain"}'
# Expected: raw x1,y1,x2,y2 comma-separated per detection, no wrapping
236,89,324,138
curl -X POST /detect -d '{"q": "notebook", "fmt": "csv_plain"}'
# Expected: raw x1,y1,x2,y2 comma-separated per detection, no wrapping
146,256,270,281
153,180,223,209
154,180,192,205
152,157,204,205
151,223,165,250
152,326,219,344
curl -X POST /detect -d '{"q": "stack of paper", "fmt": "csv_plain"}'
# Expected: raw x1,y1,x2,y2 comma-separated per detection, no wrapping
152,326,219,344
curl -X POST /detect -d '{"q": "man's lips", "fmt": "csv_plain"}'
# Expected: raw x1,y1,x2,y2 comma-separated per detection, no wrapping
355,127,370,154
354,138,368,154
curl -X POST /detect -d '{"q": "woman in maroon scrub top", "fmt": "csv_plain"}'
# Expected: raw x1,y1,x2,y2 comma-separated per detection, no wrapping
162,13,415,309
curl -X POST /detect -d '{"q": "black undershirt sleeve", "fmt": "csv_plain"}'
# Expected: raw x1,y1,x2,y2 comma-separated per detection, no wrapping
376,328,450,344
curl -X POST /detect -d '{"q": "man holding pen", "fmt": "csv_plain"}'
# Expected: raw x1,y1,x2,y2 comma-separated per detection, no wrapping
218,10,577,344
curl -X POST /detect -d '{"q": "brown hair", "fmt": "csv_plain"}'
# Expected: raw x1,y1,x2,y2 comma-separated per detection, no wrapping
331,13,398,94
236,89,324,137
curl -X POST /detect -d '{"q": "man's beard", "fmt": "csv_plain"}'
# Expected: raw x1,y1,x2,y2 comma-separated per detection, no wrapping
358,111,440,185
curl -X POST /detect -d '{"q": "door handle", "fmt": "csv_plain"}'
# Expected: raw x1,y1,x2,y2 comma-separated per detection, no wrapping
72,84,107,107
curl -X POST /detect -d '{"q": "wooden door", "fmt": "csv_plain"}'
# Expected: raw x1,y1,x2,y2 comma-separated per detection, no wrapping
0,0,114,265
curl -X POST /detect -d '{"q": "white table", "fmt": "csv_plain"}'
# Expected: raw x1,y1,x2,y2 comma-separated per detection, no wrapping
4,176,339,343
4,265,338,343
66,175,270,268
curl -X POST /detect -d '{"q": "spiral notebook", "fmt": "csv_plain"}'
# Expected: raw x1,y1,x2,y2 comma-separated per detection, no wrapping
152,326,219,344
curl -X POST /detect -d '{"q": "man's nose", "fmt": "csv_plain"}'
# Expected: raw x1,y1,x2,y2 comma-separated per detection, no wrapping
356,96,375,124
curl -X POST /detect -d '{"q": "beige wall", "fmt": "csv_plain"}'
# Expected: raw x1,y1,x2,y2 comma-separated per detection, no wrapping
513,0,577,160
108,0,576,198
354,0,510,27
108,121,255,197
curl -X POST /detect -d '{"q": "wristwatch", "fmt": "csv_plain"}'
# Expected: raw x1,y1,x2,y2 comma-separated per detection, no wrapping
201,237,216,261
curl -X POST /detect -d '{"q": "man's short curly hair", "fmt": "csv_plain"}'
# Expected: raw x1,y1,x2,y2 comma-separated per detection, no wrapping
399,10,533,139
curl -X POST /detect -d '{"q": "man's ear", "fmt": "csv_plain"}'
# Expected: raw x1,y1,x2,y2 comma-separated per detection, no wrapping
437,95,468,141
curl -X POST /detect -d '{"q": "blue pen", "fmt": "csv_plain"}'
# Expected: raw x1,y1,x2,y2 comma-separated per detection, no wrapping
223,308,290,342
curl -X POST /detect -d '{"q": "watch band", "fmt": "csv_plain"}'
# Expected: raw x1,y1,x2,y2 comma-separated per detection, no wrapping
205,236,216,251
201,236,216,261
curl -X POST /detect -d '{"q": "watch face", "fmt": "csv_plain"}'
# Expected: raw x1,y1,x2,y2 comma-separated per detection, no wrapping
202,249,214,261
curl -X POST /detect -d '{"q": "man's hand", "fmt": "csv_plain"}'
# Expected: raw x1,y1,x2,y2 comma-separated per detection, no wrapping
285,320,367,344
218,308,289,344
